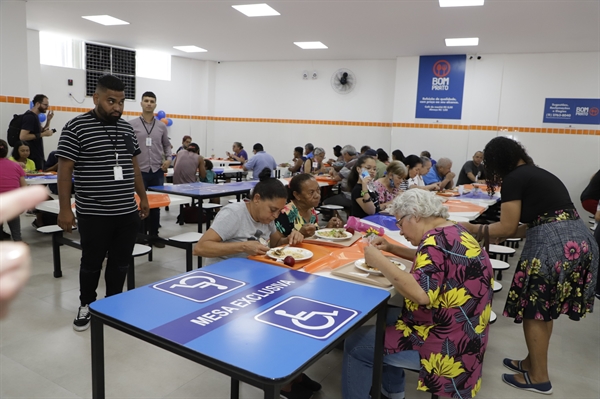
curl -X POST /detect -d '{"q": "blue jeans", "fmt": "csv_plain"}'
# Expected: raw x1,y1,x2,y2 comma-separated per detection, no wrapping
141,169,164,236
342,307,420,399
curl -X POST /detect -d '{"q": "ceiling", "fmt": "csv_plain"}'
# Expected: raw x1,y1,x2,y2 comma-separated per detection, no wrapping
24,0,600,62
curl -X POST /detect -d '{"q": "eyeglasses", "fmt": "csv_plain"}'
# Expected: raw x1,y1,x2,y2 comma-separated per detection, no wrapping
395,215,408,232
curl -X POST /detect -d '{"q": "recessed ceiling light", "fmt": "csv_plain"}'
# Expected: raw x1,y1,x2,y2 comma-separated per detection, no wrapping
293,41,328,50
173,46,208,53
81,15,129,26
439,0,484,7
445,37,479,46
232,3,280,17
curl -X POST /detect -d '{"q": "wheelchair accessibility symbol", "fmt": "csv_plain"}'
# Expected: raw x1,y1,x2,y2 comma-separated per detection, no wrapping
254,296,359,340
153,271,246,302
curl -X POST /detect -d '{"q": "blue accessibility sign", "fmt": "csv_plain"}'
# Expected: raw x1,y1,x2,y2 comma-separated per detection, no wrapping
254,296,359,340
153,271,246,302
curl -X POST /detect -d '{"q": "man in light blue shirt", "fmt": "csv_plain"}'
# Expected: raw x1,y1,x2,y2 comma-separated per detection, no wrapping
422,157,455,189
243,143,277,180
305,143,314,159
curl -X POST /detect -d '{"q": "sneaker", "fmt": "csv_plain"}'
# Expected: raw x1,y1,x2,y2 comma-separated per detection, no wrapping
73,305,91,332
151,235,166,248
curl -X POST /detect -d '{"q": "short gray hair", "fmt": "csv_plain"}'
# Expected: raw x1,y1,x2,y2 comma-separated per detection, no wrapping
388,190,449,220
420,156,431,165
314,147,325,156
437,157,452,168
341,145,357,156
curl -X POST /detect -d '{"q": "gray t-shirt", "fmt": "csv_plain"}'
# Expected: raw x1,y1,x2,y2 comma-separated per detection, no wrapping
206,201,276,265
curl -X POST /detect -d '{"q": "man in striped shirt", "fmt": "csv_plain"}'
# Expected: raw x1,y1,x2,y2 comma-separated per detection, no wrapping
56,75,149,332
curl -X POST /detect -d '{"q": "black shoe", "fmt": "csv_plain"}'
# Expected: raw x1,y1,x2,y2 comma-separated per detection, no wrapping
298,374,321,392
151,235,166,248
0,230,11,241
73,305,91,332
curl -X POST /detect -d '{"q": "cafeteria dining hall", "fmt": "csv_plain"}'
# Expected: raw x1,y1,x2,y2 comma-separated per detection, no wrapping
0,1,599,399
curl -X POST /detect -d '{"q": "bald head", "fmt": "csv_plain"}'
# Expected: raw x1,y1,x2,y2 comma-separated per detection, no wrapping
436,157,453,176
473,151,483,166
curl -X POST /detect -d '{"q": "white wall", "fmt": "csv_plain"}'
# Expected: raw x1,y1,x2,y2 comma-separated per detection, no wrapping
6,25,600,218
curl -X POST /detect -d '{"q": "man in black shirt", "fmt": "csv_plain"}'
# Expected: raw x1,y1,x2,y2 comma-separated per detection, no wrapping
19,94,56,170
457,151,486,185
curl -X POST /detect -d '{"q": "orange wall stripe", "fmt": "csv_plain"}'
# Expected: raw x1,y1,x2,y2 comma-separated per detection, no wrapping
2,96,598,135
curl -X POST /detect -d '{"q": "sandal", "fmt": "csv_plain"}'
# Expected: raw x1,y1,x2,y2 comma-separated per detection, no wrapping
502,372,553,395
502,358,526,373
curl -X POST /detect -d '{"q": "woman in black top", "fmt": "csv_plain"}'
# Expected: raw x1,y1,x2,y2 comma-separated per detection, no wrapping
348,155,380,218
463,137,598,395
580,169,600,215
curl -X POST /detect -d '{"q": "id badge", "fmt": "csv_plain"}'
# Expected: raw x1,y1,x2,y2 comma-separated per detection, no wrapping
114,166,124,180
146,137,152,147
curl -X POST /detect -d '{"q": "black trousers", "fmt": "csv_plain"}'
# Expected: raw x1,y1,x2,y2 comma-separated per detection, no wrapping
141,169,164,236
77,211,140,305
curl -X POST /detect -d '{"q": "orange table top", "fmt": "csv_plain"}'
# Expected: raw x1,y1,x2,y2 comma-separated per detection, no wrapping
248,234,408,274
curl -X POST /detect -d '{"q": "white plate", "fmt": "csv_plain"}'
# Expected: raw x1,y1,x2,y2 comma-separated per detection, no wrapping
266,247,313,261
354,258,407,275
314,228,353,241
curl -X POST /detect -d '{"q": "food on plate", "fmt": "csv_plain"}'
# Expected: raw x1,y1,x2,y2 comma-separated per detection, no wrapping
362,259,406,272
269,247,308,260
317,228,348,238
283,256,295,267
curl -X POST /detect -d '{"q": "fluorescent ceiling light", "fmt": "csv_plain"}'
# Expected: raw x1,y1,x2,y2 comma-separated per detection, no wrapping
82,15,129,26
294,41,328,50
439,0,484,7
173,45,208,53
445,37,479,46
232,3,280,17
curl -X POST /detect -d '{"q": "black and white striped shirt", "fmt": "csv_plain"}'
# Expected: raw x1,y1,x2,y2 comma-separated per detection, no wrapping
57,111,141,216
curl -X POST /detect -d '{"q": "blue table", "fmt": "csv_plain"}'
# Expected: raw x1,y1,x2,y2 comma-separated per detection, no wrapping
149,181,258,232
90,259,390,399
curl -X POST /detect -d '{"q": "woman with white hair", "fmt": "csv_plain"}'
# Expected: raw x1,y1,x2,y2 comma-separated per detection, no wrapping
342,190,494,399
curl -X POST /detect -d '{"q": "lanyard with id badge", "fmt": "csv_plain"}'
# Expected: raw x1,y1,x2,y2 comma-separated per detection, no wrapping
141,116,155,147
106,126,124,181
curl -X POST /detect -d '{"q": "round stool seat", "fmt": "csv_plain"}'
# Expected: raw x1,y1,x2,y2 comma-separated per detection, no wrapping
491,259,510,270
493,280,503,292
489,244,516,255
170,232,203,243
506,238,521,242
228,199,238,203
37,225,64,234
490,311,497,324
202,203,222,209
132,244,152,257
319,204,344,210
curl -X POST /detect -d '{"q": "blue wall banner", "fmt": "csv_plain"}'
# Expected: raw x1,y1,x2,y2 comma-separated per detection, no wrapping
415,54,466,120
543,98,600,125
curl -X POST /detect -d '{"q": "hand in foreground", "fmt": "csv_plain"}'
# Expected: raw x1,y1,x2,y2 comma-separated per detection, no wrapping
161,160,170,172
287,230,304,246
364,246,385,270
299,223,318,237
326,217,344,229
243,240,270,256
0,186,48,318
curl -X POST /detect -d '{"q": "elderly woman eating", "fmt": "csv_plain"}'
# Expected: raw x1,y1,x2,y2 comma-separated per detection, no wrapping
342,190,494,399
272,173,343,241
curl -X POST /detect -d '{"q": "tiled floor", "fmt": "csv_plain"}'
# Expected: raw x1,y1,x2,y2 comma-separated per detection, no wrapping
1,208,599,399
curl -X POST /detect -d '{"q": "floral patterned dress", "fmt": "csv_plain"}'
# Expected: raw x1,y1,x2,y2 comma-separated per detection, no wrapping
373,180,401,204
385,224,494,398
503,209,598,322
274,201,317,236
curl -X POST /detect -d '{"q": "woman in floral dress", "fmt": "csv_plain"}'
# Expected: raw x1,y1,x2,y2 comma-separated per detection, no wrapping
343,190,493,399
463,136,598,394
